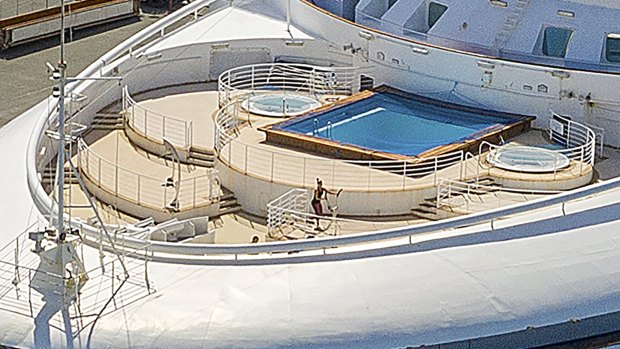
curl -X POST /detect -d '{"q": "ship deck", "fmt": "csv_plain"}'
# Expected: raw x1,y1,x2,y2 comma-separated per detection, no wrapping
58,87,620,245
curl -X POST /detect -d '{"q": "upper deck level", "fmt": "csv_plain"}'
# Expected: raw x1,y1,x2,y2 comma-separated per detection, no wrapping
311,0,620,73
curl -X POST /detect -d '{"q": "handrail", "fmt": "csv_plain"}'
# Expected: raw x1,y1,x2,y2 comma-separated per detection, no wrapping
478,113,595,178
436,178,561,212
218,63,360,107
77,139,219,210
123,86,194,149
214,101,466,190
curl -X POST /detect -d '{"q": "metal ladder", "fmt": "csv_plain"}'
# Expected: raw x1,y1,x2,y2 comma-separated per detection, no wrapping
491,0,531,50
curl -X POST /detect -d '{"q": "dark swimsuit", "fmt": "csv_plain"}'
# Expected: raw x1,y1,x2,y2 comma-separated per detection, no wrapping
312,187,325,215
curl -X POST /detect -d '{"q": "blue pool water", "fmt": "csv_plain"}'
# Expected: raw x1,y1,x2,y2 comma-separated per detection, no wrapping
275,91,524,156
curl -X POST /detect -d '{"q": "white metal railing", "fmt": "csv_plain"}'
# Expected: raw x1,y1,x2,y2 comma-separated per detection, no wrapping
584,121,605,158
218,63,360,107
77,139,219,210
436,178,561,213
214,100,466,190
267,188,309,235
214,100,241,152
475,115,595,179
122,86,194,149
547,112,596,167
0,224,154,333
266,188,401,238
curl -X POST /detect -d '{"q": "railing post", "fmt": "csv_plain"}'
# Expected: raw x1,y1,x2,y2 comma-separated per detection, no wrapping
193,177,197,208
368,161,372,191
251,66,255,92
434,157,439,185
459,152,464,180
162,115,166,138
244,145,248,175
436,180,441,209
270,152,275,182
163,182,167,208
402,161,407,190
302,158,307,187
137,175,141,205
115,161,119,196
580,146,584,174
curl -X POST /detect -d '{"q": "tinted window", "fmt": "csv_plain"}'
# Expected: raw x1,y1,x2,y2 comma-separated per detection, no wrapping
542,27,573,58
428,2,448,29
606,34,620,62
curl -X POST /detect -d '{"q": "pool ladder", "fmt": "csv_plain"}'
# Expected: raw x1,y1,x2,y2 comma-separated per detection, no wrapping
312,118,333,139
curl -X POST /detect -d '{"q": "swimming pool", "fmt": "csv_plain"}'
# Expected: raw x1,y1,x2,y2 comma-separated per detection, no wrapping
266,89,534,158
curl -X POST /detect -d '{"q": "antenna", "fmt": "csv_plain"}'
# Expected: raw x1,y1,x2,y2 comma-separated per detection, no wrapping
55,0,67,239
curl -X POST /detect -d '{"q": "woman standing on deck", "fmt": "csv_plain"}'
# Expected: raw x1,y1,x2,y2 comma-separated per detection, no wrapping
312,178,341,230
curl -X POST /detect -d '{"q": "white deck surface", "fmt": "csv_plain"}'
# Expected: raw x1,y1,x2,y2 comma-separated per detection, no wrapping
145,6,314,54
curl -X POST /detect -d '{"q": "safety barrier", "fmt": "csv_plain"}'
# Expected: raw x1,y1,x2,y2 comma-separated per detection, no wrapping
214,100,466,190
218,63,360,107
122,86,194,149
77,139,219,211
436,178,560,213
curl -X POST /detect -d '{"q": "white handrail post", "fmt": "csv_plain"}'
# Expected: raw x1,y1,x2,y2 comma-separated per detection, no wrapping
270,152,275,182
244,145,248,175
121,86,126,111
459,152,464,180
115,161,119,196
162,115,166,138
402,161,407,190
434,157,438,185
436,180,441,209
163,182,167,208
137,175,141,205
302,158,307,187
251,66,255,92
193,177,197,208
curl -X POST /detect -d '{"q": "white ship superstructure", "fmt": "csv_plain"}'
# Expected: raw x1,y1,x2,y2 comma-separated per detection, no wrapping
2,0,620,348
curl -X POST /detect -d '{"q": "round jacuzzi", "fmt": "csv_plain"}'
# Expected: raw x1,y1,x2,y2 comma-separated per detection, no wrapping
487,146,570,173
241,93,321,117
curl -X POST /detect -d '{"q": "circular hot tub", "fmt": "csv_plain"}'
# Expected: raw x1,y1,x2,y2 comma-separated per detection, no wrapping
487,146,570,173
240,93,321,117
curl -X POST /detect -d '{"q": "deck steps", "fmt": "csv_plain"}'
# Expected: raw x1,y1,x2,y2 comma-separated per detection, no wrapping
40,167,78,185
411,177,500,220
188,146,215,167
213,189,242,218
91,112,124,131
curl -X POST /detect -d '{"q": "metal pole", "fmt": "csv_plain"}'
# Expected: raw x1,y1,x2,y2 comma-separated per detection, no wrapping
57,0,67,237
286,0,291,34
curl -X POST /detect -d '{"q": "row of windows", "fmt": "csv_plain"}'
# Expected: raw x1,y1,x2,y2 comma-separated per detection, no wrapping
425,2,620,64
541,27,620,63
373,0,620,64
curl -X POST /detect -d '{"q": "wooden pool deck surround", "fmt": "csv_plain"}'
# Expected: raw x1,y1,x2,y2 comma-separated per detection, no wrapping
260,86,535,162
